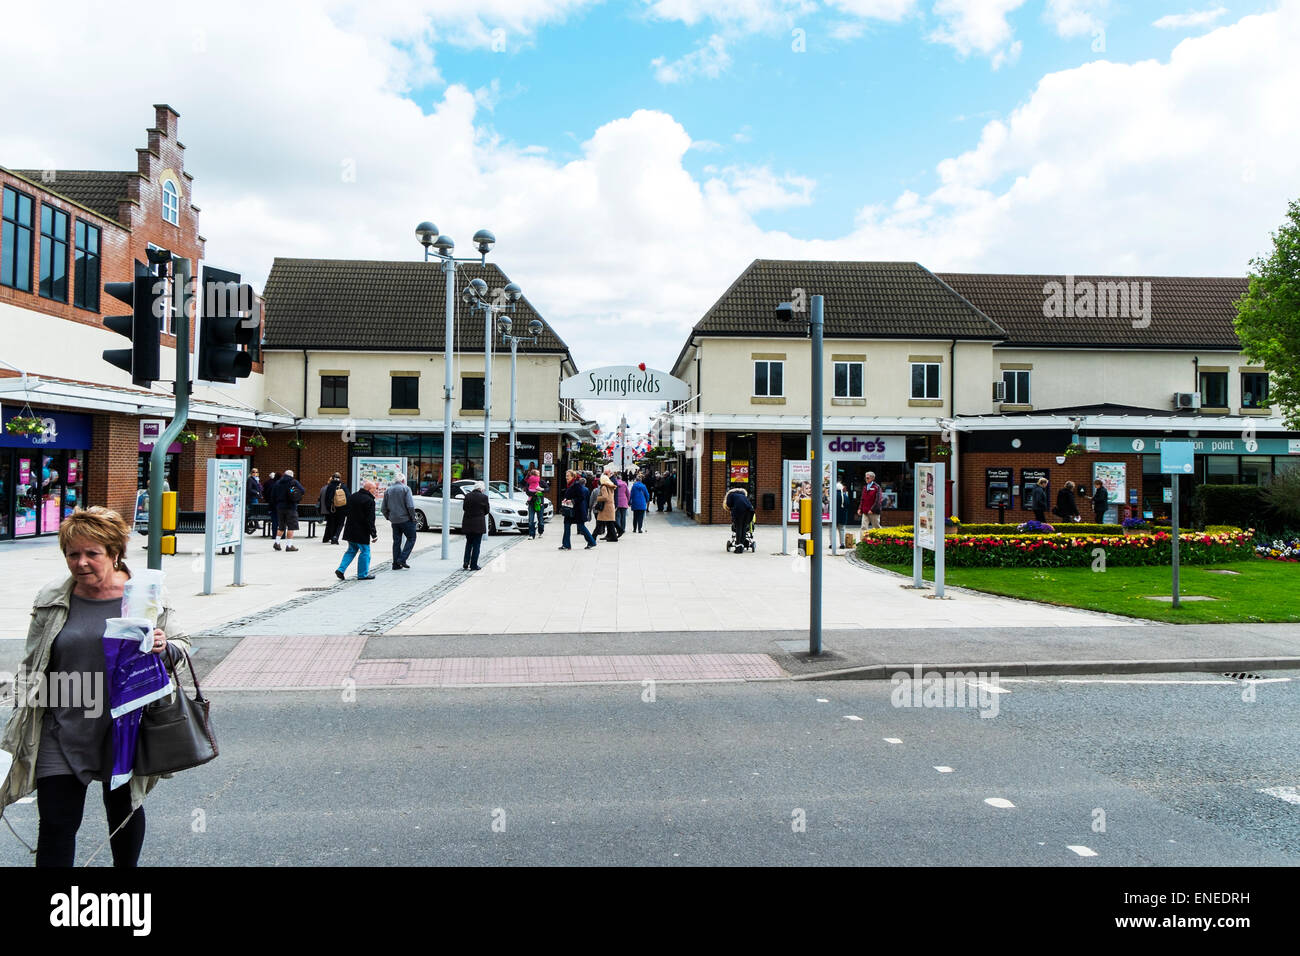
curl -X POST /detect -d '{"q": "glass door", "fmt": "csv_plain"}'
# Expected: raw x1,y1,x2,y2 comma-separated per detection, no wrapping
0,455,9,538
14,456,38,537
39,453,65,534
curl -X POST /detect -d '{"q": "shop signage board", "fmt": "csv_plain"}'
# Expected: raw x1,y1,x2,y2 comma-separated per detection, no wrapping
352,456,406,500
712,450,726,462
2,408,92,449
913,462,945,597
203,458,247,595
820,435,902,462
1100,436,1298,455
139,419,165,445
560,366,690,401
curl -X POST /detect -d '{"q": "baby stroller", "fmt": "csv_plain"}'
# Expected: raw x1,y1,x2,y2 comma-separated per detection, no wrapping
724,487,756,553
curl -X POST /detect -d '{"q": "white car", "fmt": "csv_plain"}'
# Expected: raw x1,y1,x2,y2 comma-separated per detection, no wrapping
411,480,553,535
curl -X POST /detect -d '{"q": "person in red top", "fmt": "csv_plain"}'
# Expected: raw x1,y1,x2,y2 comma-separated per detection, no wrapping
859,471,883,533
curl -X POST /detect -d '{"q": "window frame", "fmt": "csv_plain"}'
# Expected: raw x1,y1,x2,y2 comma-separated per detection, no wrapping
1198,370,1228,409
461,374,485,411
390,375,419,411
910,362,941,400
2,185,35,292
1002,369,1030,405
833,360,864,399
38,204,69,302
162,180,180,225
1241,371,1270,409
753,359,784,398
320,374,349,409
73,219,101,312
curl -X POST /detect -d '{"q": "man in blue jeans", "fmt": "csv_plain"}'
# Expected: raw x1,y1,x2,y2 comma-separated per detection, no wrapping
381,473,418,569
336,481,379,580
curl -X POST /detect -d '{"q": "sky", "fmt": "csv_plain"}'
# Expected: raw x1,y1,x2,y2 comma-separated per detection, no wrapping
2,0,1297,441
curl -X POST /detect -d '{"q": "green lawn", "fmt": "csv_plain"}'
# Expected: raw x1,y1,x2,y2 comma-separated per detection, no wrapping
868,559,1300,624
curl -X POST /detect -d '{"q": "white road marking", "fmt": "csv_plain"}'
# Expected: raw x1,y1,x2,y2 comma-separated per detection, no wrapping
1058,678,1291,685
972,680,1010,695
1067,845,1098,857
1259,786,1300,805
984,797,1015,808
843,715,862,721
816,698,829,703
883,737,902,744
934,766,954,773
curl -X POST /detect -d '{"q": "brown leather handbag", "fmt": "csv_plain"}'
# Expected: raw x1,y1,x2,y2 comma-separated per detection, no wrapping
135,648,218,776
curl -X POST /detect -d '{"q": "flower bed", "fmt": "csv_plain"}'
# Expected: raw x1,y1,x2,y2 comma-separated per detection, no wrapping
1256,538,1300,562
857,528,1255,568
945,522,1121,536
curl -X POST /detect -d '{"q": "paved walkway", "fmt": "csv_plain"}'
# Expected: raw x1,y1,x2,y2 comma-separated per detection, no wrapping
389,513,1138,634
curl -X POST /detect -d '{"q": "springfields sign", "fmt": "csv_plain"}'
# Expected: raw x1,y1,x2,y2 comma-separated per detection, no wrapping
560,366,690,401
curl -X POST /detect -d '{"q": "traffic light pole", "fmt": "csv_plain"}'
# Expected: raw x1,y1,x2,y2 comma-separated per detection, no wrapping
147,258,191,571
809,294,824,657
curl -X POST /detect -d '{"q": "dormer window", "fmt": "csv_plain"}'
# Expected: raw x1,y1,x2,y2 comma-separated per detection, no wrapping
162,179,180,225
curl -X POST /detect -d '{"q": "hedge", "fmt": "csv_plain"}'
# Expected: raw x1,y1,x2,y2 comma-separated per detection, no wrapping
1192,485,1269,530
856,529,1255,568
947,522,1121,535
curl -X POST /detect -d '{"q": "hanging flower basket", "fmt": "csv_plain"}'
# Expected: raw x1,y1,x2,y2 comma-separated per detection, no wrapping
5,416,44,435
933,444,951,458
288,438,307,450
178,431,198,445
1063,442,1085,457
248,434,269,449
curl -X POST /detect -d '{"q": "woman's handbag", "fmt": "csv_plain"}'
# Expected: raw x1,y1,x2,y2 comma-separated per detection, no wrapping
135,648,218,776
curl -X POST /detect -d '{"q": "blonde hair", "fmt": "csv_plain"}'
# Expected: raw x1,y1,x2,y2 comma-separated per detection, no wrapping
59,506,131,565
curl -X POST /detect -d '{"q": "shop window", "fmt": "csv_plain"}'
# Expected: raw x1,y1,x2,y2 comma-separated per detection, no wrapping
1205,456,1237,485
1002,369,1030,405
1199,371,1228,409
2,186,34,291
1241,456,1273,486
38,205,68,302
911,363,940,400
833,361,863,399
1241,372,1270,409
391,375,419,411
73,220,100,311
461,375,485,410
162,180,180,225
754,360,783,397
321,375,348,408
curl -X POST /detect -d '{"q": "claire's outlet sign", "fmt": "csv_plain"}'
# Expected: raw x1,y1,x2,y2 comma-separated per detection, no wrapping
560,366,689,401
822,435,902,461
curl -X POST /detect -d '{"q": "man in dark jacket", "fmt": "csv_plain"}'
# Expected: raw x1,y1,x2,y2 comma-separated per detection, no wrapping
724,485,754,553
335,481,379,580
319,472,347,545
272,470,306,551
1028,478,1049,523
1091,479,1109,523
656,471,675,512
461,481,491,571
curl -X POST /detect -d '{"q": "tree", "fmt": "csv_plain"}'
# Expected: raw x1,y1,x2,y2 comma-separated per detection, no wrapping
1235,198,1300,429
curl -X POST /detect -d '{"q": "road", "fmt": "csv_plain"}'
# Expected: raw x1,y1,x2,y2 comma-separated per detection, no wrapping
2,671,1294,866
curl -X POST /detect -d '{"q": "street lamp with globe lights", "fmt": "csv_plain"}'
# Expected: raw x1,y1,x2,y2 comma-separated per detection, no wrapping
415,219,497,561
462,277,523,500
499,303,543,496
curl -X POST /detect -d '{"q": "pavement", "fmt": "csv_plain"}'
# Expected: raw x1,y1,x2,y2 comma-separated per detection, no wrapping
3,509,1299,687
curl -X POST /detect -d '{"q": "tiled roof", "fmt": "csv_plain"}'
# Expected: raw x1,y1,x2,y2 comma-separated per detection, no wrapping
10,169,134,225
261,258,572,358
691,260,1007,340
937,273,1248,349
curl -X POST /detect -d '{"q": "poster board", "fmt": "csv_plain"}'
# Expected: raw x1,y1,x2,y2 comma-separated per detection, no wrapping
915,463,938,551
353,456,407,500
203,458,246,594
787,460,831,521
1091,462,1126,522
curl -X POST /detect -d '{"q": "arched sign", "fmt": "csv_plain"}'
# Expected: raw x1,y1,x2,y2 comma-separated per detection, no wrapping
561,365,690,401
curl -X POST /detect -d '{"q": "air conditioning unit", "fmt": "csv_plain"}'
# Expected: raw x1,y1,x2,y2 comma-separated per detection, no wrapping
992,381,1006,402
1174,392,1202,410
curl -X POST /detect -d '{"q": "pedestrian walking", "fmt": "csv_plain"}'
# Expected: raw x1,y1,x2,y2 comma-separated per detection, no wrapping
657,471,676,513
1029,477,1050,523
1054,480,1081,523
629,473,650,533
835,481,851,545
461,481,491,570
525,468,546,539
1092,479,1109,523
381,473,418,569
1,507,190,867
272,469,305,551
264,471,279,539
246,468,262,519
614,473,630,537
319,472,348,544
336,481,379,580
859,471,883,533
594,472,619,542
559,470,597,550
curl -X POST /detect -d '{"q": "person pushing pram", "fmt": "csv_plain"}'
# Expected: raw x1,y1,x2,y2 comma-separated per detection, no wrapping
723,483,756,553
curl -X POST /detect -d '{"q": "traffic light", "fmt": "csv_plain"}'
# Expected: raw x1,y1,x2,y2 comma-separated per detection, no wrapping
197,266,255,383
103,260,162,387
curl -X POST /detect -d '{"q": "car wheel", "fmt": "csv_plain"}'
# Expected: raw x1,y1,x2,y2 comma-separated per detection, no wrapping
488,516,497,536
415,510,428,532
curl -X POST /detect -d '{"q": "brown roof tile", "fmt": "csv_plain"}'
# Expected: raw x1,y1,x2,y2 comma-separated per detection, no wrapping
11,169,134,225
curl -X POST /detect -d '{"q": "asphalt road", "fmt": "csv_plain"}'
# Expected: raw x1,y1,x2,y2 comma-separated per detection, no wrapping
1,671,1296,866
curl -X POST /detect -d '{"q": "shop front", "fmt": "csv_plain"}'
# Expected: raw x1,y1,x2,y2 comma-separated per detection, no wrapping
349,431,551,496
1,408,92,539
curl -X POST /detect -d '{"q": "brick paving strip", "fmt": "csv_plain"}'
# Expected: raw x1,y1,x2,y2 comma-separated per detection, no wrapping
202,634,785,689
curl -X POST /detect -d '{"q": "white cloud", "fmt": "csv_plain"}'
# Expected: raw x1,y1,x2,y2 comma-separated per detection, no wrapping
651,33,733,82
1153,6,1228,30
991,38,1022,68
1043,0,1109,38
927,0,1029,59
643,0,815,31
705,166,817,210
825,0,918,19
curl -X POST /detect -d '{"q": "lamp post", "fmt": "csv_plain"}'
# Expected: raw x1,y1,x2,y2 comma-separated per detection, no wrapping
462,271,518,496
499,309,542,497
415,221,495,561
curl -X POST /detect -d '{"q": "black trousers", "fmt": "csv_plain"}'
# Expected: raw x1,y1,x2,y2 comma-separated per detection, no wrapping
632,509,646,532
36,774,145,867
323,512,343,542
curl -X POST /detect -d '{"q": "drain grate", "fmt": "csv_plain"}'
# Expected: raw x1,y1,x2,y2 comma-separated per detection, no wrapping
1224,672,1264,681
298,586,333,592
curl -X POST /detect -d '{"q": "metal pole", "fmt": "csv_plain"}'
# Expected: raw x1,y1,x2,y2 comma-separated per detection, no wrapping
441,252,454,561
830,458,838,556
148,257,190,571
1171,476,1180,608
782,459,789,555
913,462,922,588
483,301,492,491
810,294,824,656
508,335,518,497
935,461,946,598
